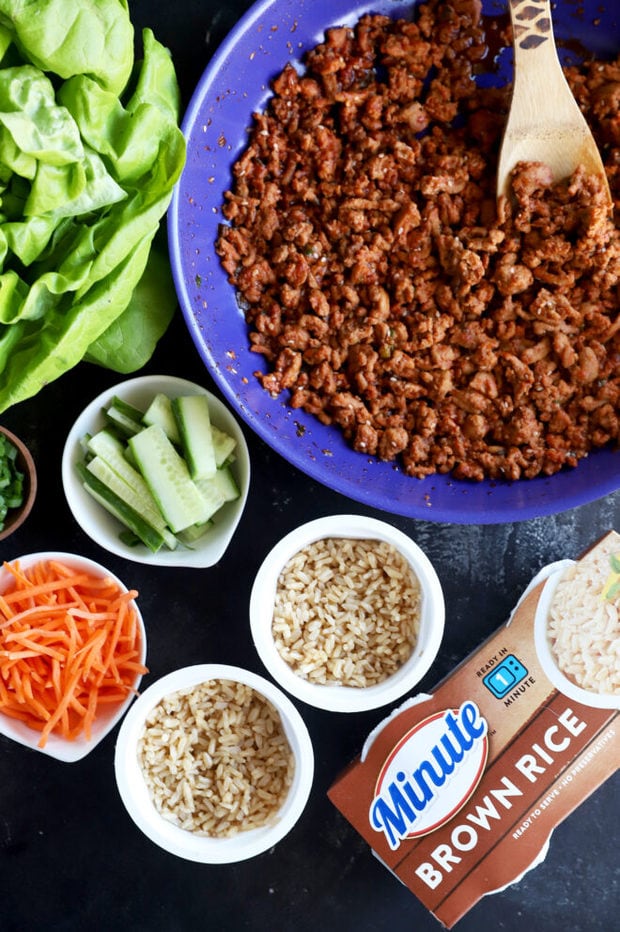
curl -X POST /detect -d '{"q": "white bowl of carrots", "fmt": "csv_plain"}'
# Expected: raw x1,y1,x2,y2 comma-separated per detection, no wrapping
0,552,147,762
61,375,250,568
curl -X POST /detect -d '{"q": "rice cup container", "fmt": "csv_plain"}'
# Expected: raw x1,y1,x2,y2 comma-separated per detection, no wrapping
534,559,620,711
249,515,445,713
114,663,314,863
0,551,146,762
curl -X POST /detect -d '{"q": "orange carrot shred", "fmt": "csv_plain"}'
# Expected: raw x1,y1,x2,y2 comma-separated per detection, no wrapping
0,559,147,748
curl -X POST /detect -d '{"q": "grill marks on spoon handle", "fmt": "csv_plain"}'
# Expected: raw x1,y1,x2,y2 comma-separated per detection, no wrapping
511,0,553,51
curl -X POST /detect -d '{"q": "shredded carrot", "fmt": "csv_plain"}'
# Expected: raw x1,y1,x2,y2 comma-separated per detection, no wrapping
0,559,148,748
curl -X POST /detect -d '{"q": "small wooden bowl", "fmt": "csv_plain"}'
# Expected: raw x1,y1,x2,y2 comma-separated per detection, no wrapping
0,426,37,541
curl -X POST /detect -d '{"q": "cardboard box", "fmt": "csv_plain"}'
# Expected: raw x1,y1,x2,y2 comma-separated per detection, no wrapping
328,532,619,928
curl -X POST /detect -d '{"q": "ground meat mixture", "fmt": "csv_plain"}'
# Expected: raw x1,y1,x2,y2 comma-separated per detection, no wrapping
216,0,619,481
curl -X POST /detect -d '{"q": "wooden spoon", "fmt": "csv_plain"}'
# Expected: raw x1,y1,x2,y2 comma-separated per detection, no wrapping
497,0,612,209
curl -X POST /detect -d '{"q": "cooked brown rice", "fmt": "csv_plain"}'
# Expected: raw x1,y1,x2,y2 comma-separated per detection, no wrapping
272,537,421,687
547,539,620,696
138,679,295,837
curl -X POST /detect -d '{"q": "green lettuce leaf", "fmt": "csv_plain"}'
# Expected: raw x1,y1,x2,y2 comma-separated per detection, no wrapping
0,6,186,413
0,233,154,410
26,148,127,218
84,238,177,374
0,66,84,169
59,29,184,186
0,0,134,95
0,215,57,266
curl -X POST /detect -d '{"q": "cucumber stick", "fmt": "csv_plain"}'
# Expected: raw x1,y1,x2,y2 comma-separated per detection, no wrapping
145,392,237,468
176,518,215,546
172,394,217,480
111,396,144,424
178,465,235,534
211,425,237,468
86,454,178,550
77,462,167,553
195,465,239,506
176,466,241,546
142,392,181,444
78,391,241,550
87,428,127,461
129,424,211,533
104,396,143,437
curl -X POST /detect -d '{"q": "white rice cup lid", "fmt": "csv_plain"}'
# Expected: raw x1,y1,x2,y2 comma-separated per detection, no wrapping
534,564,620,711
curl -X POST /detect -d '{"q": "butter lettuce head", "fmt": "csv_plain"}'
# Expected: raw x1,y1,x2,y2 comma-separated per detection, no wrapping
0,1,185,412
0,0,134,95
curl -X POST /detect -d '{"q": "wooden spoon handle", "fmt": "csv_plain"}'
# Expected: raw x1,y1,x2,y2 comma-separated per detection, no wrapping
509,0,554,51
498,0,613,210
507,0,571,118
509,0,562,79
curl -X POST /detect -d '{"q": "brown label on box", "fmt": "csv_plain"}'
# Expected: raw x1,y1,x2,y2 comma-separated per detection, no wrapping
328,533,619,928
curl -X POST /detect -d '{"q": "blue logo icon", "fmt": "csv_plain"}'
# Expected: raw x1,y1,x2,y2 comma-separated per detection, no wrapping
483,655,528,698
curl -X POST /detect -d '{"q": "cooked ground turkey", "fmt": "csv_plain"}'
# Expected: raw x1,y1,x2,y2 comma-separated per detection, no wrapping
216,0,619,481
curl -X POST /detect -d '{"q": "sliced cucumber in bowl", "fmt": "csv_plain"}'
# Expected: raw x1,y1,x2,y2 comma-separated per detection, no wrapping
61,375,250,568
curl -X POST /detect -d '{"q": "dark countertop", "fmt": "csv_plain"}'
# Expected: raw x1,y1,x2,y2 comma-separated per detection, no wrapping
0,3,618,930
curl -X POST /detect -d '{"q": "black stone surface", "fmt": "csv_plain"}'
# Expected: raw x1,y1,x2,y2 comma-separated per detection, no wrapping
0,3,617,930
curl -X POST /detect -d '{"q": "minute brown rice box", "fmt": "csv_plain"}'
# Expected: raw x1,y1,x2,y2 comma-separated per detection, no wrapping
329,530,619,928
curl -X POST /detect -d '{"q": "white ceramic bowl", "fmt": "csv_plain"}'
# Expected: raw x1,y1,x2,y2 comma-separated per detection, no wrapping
114,663,314,862
534,562,620,711
249,515,445,713
62,375,250,568
0,551,146,762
